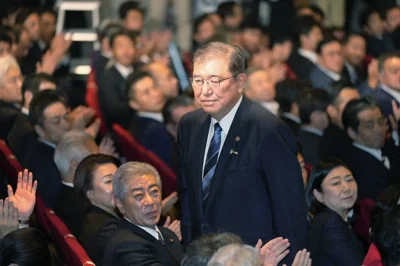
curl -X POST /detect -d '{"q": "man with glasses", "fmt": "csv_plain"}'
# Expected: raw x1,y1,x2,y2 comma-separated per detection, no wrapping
178,42,307,264
341,97,400,200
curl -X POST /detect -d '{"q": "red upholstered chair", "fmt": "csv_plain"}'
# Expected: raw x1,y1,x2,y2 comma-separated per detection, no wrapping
352,198,376,243
34,195,52,233
0,139,22,189
112,124,177,197
45,209,95,266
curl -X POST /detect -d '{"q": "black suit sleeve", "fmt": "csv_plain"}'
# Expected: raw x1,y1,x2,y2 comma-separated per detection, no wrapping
261,123,308,263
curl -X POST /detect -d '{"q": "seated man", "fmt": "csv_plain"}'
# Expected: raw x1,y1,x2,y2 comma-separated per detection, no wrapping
125,71,174,168
142,62,179,100
102,162,182,266
342,97,400,200
297,88,330,166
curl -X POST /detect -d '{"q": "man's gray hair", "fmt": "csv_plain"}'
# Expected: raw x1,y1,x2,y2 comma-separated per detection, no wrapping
193,42,245,77
113,162,162,200
378,51,400,73
54,131,96,179
207,244,262,266
0,55,20,85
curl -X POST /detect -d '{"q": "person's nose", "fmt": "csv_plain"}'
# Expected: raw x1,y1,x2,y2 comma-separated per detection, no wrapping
143,192,155,206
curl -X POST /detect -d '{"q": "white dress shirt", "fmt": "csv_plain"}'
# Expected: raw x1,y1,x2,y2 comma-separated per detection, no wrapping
380,83,400,104
202,96,243,176
317,64,341,81
259,101,280,115
282,112,302,124
38,138,56,149
298,48,318,64
21,107,29,115
124,217,163,241
137,112,164,123
114,62,133,79
301,125,323,137
353,143,390,169
61,181,74,188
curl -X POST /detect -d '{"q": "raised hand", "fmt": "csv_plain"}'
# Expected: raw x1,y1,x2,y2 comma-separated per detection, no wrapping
0,198,19,238
163,216,182,241
284,249,311,266
260,237,290,266
8,169,37,221
389,100,400,132
99,136,119,158
161,192,178,216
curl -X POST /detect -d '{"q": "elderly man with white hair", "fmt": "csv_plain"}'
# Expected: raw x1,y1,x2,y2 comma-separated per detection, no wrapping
102,162,182,266
0,54,23,140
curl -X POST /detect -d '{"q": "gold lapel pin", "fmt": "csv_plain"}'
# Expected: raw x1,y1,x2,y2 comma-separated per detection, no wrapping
169,238,174,243
236,136,240,142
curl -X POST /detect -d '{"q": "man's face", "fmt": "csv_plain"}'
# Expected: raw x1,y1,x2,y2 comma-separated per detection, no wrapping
343,36,366,66
192,55,245,120
0,67,23,103
245,70,275,102
149,63,178,98
24,81,56,109
352,107,387,149
302,26,323,51
319,41,344,74
112,35,135,67
380,57,400,91
116,174,162,228
336,89,360,121
194,19,216,44
123,10,143,32
129,76,165,113
39,102,71,144
241,28,262,53
13,30,30,59
166,105,197,140
272,40,293,63
40,12,56,43
24,13,40,41
225,5,244,29
367,12,385,35
385,7,400,33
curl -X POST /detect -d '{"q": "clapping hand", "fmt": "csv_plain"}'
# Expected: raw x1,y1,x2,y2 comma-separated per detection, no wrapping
163,216,182,241
389,100,400,131
161,192,178,216
0,198,19,238
7,169,37,221
99,136,119,158
284,249,311,266
256,237,290,266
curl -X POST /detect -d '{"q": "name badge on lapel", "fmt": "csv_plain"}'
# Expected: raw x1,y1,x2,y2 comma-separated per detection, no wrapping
230,136,240,155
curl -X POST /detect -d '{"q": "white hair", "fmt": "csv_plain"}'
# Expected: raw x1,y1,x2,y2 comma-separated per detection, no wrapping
0,55,20,85
207,244,262,266
113,162,161,200
54,131,97,179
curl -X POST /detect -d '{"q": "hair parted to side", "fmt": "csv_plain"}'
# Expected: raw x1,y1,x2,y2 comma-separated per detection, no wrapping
193,42,245,77
207,244,262,266
0,54,20,85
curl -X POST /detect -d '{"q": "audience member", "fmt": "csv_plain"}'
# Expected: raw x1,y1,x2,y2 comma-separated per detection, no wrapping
216,1,244,30
208,244,262,266
10,25,30,61
118,1,144,32
381,5,400,34
342,33,367,86
142,62,179,99
193,14,217,52
38,8,56,51
239,21,263,57
0,28,12,57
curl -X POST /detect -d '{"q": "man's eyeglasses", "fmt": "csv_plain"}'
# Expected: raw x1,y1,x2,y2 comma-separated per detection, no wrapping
189,76,236,89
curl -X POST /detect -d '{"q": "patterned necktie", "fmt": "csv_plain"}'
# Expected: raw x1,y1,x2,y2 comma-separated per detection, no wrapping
202,123,222,201
157,230,164,245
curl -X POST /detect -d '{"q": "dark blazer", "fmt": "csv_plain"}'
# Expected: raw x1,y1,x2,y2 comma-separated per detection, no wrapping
343,63,366,86
0,102,20,141
177,97,307,263
98,66,131,128
54,184,85,236
374,87,399,117
102,218,182,266
319,123,352,160
91,50,110,85
78,205,118,265
7,112,36,162
22,140,61,208
309,66,337,90
20,41,43,75
287,50,316,80
280,114,301,137
363,32,396,58
340,142,400,200
308,208,365,266
297,128,322,167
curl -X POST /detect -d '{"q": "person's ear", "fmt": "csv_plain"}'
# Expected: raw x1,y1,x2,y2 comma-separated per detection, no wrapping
34,124,46,139
86,189,93,202
24,91,33,108
347,127,358,141
129,99,140,111
69,160,79,177
313,188,324,203
237,73,247,93
114,197,125,214
326,104,337,119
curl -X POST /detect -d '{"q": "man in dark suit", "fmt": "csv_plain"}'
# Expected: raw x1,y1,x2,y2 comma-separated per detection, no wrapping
342,33,368,86
178,42,307,264
102,162,182,266
98,30,135,128
320,81,360,160
341,98,400,200
374,52,400,117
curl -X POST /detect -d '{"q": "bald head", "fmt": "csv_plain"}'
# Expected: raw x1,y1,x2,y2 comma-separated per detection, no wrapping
143,62,178,99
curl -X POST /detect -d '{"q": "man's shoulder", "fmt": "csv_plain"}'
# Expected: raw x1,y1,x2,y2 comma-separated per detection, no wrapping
179,108,206,127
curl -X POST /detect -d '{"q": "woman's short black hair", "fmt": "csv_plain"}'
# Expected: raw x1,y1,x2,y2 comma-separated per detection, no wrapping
74,154,121,203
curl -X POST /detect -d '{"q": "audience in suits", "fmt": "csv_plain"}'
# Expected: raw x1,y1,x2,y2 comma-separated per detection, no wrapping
102,162,182,266
341,97,400,200
297,88,330,166
342,33,367,86
192,14,217,53
380,5,400,41
142,62,179,100
118,1,144,32
98,29,136,128
320,81,360,160
53,131,99,236
306,159,365,266
73,154,121,265
276,79,310,137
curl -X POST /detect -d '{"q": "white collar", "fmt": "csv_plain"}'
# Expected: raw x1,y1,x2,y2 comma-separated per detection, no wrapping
61,181,74,188
211,96,243,135
298,48,318,64
21,106,29,115
259,101,279,115
138,112,164,123
380,83,400,104
344,61,355,72
114,62,133,78
301,125,323,136
282,112,302,124
317,64,341,81
38,138,56,149
124,217,162,240
353,142,383,161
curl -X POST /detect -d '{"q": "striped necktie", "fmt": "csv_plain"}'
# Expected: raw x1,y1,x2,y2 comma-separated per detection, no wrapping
202,123,222,201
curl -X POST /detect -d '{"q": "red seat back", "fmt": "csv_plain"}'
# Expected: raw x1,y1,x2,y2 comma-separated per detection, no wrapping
34,195,52,233
45,209,95,266
86,70,108,136
112,124,177,196
353,198,376,243
0,139,22,189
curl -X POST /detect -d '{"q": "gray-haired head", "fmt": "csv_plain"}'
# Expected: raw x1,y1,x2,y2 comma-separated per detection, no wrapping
0,55,20,85
193,42,245,77
113,162,161,200
54,130,98,181
207,244,262,266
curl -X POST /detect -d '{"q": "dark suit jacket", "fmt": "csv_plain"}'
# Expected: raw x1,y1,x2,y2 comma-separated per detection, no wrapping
78,205,118,265
91,50,110,85
102,218,182,266
177,97,307,263
98,66,131,128
309,66,337,90
7,112,36,162
54,184,85,236
374,87,399,117
22,140,61,208
308,208,365,266
297,128,322,166
363,32,396,58
280,114,301,137
287,50,316,80
20,41,43,76
320,123,352,160
340,142,400,200
0,102,20,141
